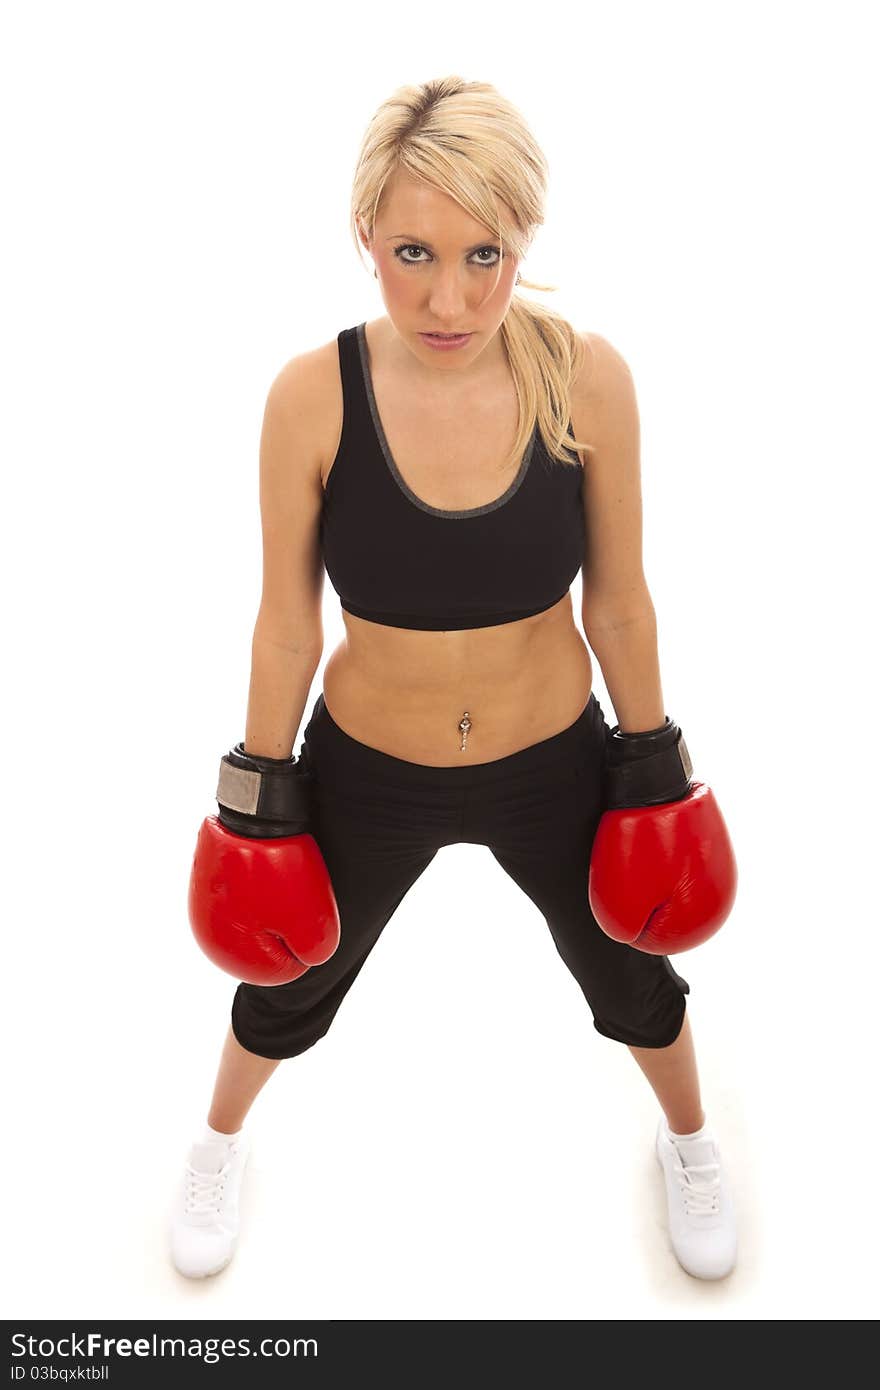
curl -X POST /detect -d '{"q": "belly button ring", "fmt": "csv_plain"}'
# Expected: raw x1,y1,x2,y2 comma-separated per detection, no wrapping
458,711,472,753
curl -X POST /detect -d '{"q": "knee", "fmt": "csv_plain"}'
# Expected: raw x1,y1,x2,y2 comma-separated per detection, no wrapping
592,990,688,1049
585,953,689,1049
231,983,340,1061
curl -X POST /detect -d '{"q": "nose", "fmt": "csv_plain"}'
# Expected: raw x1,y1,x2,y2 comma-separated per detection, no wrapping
426,266,471,320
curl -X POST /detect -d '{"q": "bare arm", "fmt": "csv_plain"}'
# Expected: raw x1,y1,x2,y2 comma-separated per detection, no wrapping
586,611,665,735
243,353,326,759
576,333,665,733
244,637,322,762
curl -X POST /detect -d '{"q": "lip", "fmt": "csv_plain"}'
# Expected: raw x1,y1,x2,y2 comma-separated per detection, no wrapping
419,332,473,351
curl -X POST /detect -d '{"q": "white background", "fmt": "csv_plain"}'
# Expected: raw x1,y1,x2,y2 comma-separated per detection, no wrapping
3,0,877,1322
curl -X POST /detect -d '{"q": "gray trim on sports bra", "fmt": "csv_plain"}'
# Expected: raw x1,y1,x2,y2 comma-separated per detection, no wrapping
355,320,537,521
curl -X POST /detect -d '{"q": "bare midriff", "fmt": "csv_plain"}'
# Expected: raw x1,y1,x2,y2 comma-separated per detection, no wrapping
314,314,593,767
322,597,593,766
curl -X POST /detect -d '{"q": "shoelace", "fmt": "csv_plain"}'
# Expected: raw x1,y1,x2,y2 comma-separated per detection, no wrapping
671,1155,721,1216
184,1158,232,1216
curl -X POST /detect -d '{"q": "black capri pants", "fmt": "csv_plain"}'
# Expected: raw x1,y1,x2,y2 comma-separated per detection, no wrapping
231,690,690,1060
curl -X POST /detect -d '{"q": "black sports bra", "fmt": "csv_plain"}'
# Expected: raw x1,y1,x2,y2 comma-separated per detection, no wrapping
320,322,585,631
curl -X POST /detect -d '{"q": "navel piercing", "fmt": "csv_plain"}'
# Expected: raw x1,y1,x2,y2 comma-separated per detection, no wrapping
458,711,472,753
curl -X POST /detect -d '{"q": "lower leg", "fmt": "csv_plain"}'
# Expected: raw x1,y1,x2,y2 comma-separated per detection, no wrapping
627,1009,705,1134
206,1024,284,1133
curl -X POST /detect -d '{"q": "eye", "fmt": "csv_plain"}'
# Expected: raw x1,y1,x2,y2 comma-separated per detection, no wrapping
393,244,428,266
393,244,502,270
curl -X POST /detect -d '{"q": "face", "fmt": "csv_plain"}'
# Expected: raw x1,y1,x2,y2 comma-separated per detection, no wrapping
359,170,521,377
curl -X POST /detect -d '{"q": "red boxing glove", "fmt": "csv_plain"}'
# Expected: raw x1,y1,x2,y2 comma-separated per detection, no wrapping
588,717,737,954
188,743,340,986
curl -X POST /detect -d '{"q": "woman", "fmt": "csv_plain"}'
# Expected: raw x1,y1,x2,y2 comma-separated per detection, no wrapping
171,76,737,1284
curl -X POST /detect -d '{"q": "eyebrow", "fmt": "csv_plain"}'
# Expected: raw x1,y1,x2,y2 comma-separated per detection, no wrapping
384,234,499,252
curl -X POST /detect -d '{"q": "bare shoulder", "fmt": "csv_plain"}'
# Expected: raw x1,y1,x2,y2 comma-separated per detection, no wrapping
570,330,635,405
568,329,638,455
264,333,344,490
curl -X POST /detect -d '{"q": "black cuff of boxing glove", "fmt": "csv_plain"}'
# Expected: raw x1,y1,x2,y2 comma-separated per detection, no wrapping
214,742,314,839
216,804,311,839
603,717,694,809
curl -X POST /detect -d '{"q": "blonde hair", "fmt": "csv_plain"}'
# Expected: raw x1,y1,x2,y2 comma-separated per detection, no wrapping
349,75,595,478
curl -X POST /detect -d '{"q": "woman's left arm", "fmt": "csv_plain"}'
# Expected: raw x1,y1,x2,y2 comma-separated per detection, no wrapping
585,607,666,735
573,334,737,953
573,331,666,733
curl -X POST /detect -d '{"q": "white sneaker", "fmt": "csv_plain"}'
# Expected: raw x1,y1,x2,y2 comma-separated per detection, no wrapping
655,1115,737,1280
170,1131,251,1278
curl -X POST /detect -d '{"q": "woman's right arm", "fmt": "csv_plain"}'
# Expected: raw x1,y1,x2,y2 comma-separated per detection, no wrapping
244,353,327,760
